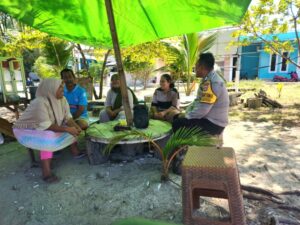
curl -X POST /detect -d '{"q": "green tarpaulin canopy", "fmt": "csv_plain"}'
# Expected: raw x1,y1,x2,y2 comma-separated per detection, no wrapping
0,0,251,48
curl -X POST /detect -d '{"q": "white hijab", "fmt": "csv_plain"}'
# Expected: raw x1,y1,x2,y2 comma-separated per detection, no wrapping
14,78,65,129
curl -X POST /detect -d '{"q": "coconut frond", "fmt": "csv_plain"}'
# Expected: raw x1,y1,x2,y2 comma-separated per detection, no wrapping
198,32,218,54
103,132,132,155
163,127,213,158
103,129,154,155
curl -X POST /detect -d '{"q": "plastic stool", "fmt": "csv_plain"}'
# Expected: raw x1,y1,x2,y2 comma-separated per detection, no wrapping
182,146,246,225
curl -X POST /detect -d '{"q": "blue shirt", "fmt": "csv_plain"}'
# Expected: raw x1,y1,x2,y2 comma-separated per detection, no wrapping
64,84,88,119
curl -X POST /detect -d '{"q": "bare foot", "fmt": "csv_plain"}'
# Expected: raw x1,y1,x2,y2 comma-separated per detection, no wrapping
43,174,60,183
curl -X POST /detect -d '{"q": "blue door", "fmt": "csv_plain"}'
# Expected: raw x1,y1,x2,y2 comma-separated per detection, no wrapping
240,44,260,79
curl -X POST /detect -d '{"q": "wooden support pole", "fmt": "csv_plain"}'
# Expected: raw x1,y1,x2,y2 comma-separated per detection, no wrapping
105,0,133,126
234,47,241,93
99,49,111,99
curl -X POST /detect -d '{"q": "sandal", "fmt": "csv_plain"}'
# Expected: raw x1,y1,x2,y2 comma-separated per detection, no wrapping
43,174,60,183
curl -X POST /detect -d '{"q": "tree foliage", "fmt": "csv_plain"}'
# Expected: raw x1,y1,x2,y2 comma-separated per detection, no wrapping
33,56,57,78
232,0,300,68
122,41,168,90
161,32,217,95
0,28,47,57
0,13,74,77
89,61,105,80
42,37,73,71
31,37,73,78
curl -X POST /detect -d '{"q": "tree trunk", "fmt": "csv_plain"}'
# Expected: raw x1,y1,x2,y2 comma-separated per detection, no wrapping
76,44,88,71
76,43,99,99
99,49,111,99
105,0,133,126
186,71,192,96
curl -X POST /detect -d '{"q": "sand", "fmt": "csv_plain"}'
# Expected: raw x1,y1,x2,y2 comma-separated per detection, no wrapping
0,86,299,225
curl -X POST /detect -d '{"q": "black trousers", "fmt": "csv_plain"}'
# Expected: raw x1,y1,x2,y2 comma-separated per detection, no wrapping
172,118,224,135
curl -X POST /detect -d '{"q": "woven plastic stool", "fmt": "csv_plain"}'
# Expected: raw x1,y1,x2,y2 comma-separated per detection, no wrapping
182,146,246,225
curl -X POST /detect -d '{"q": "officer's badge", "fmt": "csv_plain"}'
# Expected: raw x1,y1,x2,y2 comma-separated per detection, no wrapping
202,82,209,92
200,81,217,104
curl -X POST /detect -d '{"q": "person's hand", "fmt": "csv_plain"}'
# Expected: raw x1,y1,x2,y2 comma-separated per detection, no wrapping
154,112,164,120
157,111,166,117
76,126,82,133
66,127,80,136
107,110,116,119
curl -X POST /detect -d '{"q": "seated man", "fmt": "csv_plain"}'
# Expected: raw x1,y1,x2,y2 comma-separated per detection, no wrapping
171,53,229,174
60,69,89,130
99,74,138,122
173,52,229,136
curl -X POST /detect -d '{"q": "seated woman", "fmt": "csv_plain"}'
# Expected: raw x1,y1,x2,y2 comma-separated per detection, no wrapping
99,74,138,122
13,78,84,183
151,74,181,122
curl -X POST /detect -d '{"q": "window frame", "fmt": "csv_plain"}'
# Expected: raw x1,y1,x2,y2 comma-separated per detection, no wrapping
280,52,289,72
269,53,278,73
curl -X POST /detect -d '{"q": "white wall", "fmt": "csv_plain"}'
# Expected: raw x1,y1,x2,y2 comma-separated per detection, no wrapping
206,28,239,81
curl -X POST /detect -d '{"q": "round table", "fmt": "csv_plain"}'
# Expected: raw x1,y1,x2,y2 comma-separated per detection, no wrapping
85,120,172,164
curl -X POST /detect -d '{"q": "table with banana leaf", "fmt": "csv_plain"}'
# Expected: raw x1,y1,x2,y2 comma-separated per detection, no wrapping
85,120,172,164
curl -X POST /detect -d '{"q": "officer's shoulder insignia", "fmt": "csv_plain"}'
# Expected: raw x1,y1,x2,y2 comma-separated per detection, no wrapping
200,81,217,104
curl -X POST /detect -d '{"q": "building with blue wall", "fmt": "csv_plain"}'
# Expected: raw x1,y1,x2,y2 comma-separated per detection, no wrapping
240,32,300,80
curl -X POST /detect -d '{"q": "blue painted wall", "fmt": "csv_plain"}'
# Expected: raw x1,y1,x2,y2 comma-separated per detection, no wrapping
258,45,298,79
240,44,260,79
240,32,299,80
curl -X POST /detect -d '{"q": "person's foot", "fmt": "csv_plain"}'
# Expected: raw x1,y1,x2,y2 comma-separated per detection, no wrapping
43,174,60,183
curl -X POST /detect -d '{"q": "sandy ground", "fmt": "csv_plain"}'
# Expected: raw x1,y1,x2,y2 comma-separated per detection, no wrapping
0,86,299,225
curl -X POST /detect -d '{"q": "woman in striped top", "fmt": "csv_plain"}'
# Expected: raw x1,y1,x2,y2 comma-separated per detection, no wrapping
151,74,181,122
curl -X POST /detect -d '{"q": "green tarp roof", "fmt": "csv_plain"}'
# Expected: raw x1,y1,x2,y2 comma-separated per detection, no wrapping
0,0,251,48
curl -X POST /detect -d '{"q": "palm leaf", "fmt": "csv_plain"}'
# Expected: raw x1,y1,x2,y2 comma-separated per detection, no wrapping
43,37,73,69
0,38,4,48
103,129,154,155
185,33,199,72
198,32,218,54
163,127,213,158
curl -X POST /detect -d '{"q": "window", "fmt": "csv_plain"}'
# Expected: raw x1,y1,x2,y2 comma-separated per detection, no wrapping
280,52,288,72
270,54,277,72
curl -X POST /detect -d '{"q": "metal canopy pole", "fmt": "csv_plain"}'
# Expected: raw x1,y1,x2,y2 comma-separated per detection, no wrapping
105,0,133,126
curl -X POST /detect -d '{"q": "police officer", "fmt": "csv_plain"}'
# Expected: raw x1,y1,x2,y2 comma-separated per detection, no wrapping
172,52,229,174
173,52,229,135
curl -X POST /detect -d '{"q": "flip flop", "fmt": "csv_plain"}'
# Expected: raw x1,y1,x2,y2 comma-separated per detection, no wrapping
43,174,60,183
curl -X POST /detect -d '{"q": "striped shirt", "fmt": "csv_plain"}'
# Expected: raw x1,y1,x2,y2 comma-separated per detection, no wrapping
151,88,180,111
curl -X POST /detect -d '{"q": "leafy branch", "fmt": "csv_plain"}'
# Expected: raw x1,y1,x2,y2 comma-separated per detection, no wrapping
104,127,213,181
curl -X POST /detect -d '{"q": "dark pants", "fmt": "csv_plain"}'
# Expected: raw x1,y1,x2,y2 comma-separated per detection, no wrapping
172,118,224,136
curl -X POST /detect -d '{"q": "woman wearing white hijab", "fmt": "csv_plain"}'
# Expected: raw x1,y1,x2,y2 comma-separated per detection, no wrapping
13,78,83,183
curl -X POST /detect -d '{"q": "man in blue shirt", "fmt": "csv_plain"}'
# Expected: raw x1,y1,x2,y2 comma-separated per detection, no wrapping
61,69,89,130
